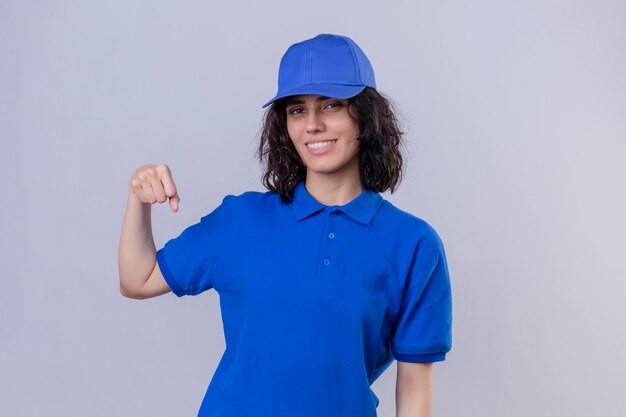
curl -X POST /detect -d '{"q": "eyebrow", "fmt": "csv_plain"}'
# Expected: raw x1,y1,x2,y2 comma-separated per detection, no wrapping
284,96,332,107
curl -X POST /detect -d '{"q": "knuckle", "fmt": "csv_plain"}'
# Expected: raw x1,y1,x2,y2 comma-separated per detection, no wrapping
156,164,171,174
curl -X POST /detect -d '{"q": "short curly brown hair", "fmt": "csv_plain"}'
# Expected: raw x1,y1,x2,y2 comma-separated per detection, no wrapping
257,87,404,201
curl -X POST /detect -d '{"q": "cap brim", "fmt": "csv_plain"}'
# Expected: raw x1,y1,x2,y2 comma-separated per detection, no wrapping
261,84,366,108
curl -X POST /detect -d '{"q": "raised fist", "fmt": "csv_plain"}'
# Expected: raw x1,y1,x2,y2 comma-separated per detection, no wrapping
128,164,180,212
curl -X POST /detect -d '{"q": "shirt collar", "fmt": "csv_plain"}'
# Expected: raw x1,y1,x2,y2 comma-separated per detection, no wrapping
291,181,383,225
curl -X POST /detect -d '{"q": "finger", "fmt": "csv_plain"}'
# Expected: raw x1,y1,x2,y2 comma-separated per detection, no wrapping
129,178,143,199
160,171,180,212
139,179,156,203
160,171,178,200
147,172,167,203
169,194,180,212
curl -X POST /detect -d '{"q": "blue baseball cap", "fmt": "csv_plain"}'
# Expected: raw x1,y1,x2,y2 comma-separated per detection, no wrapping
262,34,377,108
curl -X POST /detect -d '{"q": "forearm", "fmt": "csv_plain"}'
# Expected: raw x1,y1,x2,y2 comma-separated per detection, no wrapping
395,361,433,417
395,386,432,417
118,191,157,293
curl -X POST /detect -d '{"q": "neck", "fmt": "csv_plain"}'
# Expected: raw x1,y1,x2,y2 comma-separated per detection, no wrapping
304,172,364,206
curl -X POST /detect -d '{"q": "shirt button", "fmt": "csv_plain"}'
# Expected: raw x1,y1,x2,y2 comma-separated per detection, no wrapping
323,258,330,266
328,232,335,239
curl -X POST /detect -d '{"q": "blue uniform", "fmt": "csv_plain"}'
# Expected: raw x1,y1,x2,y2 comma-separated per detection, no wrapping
156,181,452,417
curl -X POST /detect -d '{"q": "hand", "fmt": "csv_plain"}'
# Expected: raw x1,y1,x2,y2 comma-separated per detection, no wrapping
128,164,180,212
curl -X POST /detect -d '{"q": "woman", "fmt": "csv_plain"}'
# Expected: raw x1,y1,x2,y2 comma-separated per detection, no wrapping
119,33,452,417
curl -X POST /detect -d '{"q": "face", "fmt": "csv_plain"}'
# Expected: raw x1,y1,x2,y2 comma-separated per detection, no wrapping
285,94,360,182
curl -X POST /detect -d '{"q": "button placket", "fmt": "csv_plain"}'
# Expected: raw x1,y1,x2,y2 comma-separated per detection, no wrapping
315,209,338,285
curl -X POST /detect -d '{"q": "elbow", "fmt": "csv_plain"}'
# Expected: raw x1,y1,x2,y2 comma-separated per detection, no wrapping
119,281,145,300
119,283,134,299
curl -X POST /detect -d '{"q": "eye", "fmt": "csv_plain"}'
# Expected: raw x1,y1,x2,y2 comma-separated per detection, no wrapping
324,101,344,111
287,107,305,116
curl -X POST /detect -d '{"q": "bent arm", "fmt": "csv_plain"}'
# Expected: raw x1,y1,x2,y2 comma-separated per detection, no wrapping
118,190,170,299
395,361,433,417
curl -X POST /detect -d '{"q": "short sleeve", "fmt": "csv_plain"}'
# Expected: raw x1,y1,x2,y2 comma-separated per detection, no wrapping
156,197,228,297
391,230,452,363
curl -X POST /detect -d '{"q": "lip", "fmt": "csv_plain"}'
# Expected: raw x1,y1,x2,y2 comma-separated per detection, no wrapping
305,139,337,155
305,139,337,145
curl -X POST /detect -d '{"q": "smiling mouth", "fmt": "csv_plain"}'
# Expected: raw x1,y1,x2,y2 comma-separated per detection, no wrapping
306,139,337,149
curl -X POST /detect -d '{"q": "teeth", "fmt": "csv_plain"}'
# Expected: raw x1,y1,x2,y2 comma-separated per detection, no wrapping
307,140,337,149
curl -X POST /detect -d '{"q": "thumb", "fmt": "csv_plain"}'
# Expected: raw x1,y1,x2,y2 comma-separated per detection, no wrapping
169,193,180,212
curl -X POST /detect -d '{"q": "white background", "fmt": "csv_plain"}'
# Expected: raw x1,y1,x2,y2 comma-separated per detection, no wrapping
1,0,625,416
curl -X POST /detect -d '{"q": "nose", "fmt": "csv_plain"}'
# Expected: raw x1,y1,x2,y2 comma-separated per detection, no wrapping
305,110,325,134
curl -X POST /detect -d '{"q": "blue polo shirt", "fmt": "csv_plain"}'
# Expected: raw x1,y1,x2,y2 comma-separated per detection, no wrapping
156,181,452,417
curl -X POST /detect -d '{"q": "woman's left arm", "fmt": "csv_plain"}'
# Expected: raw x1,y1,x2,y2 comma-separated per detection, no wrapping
395,361,433,417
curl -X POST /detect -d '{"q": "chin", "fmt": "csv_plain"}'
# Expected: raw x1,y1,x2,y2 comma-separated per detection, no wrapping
308,166,354,177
